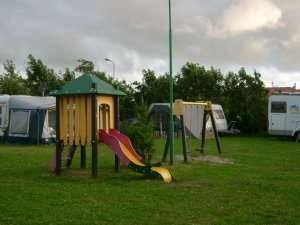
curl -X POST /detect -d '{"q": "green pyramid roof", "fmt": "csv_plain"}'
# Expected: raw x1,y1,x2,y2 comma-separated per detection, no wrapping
50,73,125,96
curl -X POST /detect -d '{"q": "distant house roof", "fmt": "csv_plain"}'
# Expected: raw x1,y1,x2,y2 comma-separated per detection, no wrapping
50,73,125,96
266,87,297,96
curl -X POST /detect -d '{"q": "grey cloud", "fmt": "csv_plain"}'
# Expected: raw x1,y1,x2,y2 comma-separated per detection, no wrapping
0,0,300,86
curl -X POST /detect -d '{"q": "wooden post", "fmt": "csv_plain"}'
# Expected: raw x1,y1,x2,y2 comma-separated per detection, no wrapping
162,130,169,162
81,145,86,168
210,112,222,154
162,115,176,162
114,88,120,172
65,144,77,168
55,96,62,175
91,92,98,177
200,111,208,153
180,115,188,162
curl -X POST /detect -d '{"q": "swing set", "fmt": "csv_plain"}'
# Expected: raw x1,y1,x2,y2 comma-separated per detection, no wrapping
162,99,222,163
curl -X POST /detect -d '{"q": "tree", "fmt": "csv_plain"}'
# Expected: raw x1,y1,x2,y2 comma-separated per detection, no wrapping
62,68,75,82
94,71,112,84
75,59,94,73
153,73,170,103
174,63,224,103
115,79,136,120
26,54,61,96
133,69,170,105
133,69,157,105
222,68,268,133
0,60,28,95
123,104,155,161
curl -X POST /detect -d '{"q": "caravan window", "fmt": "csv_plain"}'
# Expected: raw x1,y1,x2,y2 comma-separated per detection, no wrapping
48,109,56,131
9,110,30,136
0,106,2,114
213,110,225,119
271,101,286,113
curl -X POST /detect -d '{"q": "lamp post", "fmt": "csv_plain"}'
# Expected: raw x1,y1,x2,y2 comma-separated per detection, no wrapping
168,0,174,165
105,58,115,78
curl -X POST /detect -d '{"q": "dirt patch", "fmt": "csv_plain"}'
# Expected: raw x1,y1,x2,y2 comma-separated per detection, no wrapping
176,155,234,164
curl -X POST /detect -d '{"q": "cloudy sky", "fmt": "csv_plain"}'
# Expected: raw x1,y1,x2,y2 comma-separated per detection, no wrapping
1,0,300,88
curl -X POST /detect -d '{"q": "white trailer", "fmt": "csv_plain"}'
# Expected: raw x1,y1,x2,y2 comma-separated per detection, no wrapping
0,95,10,136
148,102,238,138
206,104,228,132
268,94,300,138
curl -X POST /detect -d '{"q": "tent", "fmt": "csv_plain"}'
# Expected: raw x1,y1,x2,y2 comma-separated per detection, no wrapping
148,103,205,139
0,94,11,136
3,95,56,144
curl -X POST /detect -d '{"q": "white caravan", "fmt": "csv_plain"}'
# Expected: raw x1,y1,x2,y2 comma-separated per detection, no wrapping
148,102,237,138
0,95,10,136
268,94,300,138
206,104,228,132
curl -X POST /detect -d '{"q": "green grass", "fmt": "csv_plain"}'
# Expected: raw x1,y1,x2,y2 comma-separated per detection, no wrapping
0,136,300,225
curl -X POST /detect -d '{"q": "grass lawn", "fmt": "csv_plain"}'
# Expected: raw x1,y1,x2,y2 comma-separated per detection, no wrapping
0,136,300,225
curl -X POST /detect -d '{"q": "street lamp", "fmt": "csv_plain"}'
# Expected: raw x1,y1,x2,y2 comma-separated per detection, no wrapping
105,58,115,78
168,0,174,165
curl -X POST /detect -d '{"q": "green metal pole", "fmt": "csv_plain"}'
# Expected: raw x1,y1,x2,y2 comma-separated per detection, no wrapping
168,0,174,165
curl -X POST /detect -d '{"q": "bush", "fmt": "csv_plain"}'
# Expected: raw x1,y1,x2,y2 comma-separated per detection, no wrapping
123,104,155,161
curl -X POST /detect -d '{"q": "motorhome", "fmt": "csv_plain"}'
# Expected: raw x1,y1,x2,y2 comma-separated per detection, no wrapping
0,95,10,136
268,94,300,138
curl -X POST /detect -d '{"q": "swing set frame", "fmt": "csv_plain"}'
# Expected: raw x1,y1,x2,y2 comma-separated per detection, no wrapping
162,99,222,163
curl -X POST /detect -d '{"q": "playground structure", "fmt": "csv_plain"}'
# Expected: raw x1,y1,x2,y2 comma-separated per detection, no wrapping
163,99,222,163
48,73,172,183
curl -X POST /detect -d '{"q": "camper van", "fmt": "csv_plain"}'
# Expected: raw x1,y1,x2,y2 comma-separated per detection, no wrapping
0,95,10,136
268,94,300,138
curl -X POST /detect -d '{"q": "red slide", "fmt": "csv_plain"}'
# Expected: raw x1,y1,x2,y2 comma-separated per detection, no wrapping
99,129,172,183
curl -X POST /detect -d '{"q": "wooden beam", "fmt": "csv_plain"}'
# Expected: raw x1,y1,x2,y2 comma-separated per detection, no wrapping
91,93,98,177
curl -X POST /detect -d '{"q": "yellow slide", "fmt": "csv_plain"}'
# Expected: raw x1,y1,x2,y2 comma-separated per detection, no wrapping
119,141,173,183
99,129,173,183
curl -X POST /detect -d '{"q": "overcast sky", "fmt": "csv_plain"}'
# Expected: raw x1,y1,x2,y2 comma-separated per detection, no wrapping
1,0,300,88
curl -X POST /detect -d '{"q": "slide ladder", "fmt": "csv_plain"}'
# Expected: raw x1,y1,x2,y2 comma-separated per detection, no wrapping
48,145,76,172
